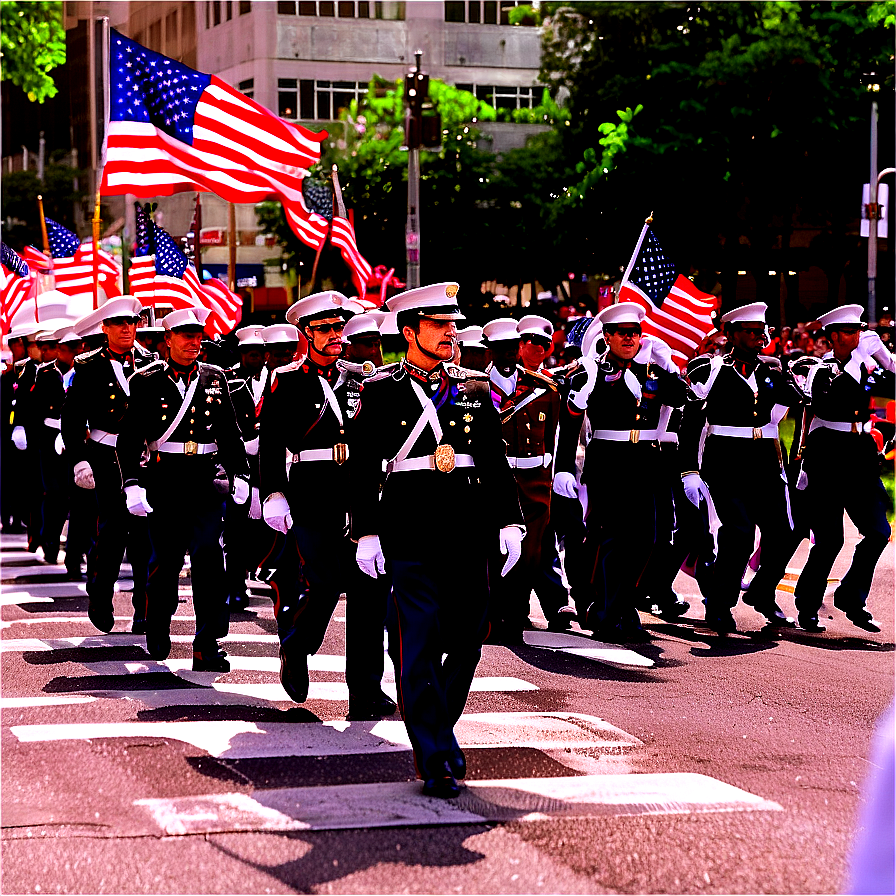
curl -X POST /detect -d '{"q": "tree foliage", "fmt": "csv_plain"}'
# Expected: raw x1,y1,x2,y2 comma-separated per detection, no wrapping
0,2,65,103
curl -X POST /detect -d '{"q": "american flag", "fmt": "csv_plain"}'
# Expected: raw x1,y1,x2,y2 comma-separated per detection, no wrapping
25,219,122,299
130,203,242,337
1,244,34,335
302,178,372,298
102,30,329,251
617,226,719,368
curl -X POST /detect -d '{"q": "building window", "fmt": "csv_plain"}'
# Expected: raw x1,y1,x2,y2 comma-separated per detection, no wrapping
294,0,376,15
212,0,221,26
239,78,254,100
226,1,233,20
445,1,530,24
148,18,162,50
165,10,178,55
277,1,297,13
297,79,369,120
319,0,335,15
239,1,251,13
374,2,405,20
278,78,298,119
457,83,538,110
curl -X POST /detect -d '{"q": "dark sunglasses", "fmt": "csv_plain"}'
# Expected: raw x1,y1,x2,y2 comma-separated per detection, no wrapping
609,327,642,337
738,325,766,334
104,316,138,326
523,336,552,349
307,322,346,335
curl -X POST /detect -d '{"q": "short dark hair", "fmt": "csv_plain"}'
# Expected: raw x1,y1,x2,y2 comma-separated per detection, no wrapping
300,309,354,330
396,310,423,336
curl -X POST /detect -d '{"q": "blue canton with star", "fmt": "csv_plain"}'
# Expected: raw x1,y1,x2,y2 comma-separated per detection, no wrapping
45,218,82,258
1,242,29,277
153,224,188,279
630,228,678,305
110,28,210,145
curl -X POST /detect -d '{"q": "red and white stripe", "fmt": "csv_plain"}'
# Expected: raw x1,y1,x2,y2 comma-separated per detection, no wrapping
1,268,36,335
331,217,372,299
24,245,121,298
102,76,329,251
618,274,719,368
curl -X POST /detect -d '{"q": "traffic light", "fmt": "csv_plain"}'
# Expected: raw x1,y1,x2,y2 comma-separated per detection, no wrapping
404,59,441,150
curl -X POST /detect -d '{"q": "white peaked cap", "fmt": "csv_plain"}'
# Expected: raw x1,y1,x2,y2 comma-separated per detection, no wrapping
54,325,83,344
65,293,95,321
7,320,42,340
457,326,484,346
261,324,300,344
343,314,381,340
817,304,864,328
720,302,768,325
598,303,647,327
236,325,265,346
35,290,70,321
72,296,144,337
482,318,521,343
386,282,464,320
286,291,353,325
517,315,553,338
369,310,399,335
35,318,73,341
163,307,211,330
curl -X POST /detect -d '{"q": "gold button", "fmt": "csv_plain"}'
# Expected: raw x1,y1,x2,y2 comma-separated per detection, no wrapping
161,415,167,421
753,411,758,417
449,420,455,426
110,394,116,400
464,426,470,433
635,414,640,421
189,419,194,424
401,421,406,426
205,410,210,416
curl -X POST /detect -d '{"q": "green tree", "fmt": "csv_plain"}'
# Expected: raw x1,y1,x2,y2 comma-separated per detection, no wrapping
1,2,66,103
531,1,895,314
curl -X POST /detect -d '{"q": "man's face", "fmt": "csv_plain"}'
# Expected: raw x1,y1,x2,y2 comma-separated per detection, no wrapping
165,328,203,365
265,343,298,370
519,334,552,371
829,327,861,358
304,316,345,359
240,347,266,375
38,341,58,363
460,345,490,372
405,318,457,361
490,340,520,375
605,325,641,362
344,335,383,367
102,317,137,354
730,323,765,354
8,338,26,362
56,344,76,371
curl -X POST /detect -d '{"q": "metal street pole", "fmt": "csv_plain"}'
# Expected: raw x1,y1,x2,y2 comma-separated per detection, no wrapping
405,51,423,290
868,100,878,324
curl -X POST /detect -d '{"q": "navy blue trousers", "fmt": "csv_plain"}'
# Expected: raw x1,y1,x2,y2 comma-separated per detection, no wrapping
388,554,489,780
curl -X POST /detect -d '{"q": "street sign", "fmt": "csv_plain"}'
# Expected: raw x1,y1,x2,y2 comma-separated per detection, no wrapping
861,183,889,238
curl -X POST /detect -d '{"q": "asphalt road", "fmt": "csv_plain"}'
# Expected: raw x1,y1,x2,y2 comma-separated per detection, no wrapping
1,520,893,896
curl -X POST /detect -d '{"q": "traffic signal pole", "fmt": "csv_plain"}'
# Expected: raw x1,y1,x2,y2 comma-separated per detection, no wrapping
405,51,425,289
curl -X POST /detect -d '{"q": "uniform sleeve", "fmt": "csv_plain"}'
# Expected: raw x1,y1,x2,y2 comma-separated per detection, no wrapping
678,356,711,473
656,366,687,408
555,368,588,475
227,377,257,441
258,373,291,500
348,381,388,540
61,365,90,466
117,372,150,488
211,370,249,481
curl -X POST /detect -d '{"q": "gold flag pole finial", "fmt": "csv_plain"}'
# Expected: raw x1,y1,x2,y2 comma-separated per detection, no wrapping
645,211,654,225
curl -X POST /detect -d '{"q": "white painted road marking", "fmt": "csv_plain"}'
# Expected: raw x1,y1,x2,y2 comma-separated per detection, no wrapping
0,594,54,606
0,695,97,708
10,712,641,759
523,630,654,668
135,773,782,835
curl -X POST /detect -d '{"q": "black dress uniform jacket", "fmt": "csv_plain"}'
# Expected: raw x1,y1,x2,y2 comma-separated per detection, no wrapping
350,361,523,557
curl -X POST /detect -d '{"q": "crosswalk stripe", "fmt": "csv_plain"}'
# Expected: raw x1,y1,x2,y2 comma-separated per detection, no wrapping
0,593,54,606
0,634,282,652
1,695,96,708
135,772,783,835
523,630,654,668
10,711,641,759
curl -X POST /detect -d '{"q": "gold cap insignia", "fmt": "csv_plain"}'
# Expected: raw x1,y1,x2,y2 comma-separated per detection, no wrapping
445,284,459,299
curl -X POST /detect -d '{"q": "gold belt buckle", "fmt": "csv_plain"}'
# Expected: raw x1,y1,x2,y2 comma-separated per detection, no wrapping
752,428,762,440
333,443,349,465
433,443,456,473
184,440,199,455
851,422,859,434
629,429,640,444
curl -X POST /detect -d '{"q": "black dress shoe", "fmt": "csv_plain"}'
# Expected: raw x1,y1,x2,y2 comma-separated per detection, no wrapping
192,648,230,672
64,568,84,581
448,748,467,780
759,604,797,628
653,596,691,620
547,606,578,633
422,762,461,799
131,617,147,635
279,644,309,703
705,609,737,634
87,599,115,634
145,627,172,661
346,691,397,721
798,615,826,633
845,610,881,633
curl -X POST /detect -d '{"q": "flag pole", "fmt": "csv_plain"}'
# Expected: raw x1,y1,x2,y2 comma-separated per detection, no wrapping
309,177,334,294
617,211,654,303
193,194,203,281
93,16,111,310
36,194,51,314
228,202,237,293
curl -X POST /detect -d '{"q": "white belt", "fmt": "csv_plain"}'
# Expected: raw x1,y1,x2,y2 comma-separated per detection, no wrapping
153,441,218,455
88,429,118,446
659,434,679,444
591,429,660,443
507,453,552,469
292,445,349,464
43,417,61,430
808,417,872,435
708,423,779,439
387,452,475,473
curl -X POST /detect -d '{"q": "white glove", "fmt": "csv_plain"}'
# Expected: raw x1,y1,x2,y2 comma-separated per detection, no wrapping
232,476,250,505
262,492,293,533
249,486,262,520
682,473,705,508
553,471,579,499
124,484,153,516
356,534,386,578
499,525,524,577
54,433,64,455
73,460,95,489
11,426,26,451
859,330,896,373
244,436,260,456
